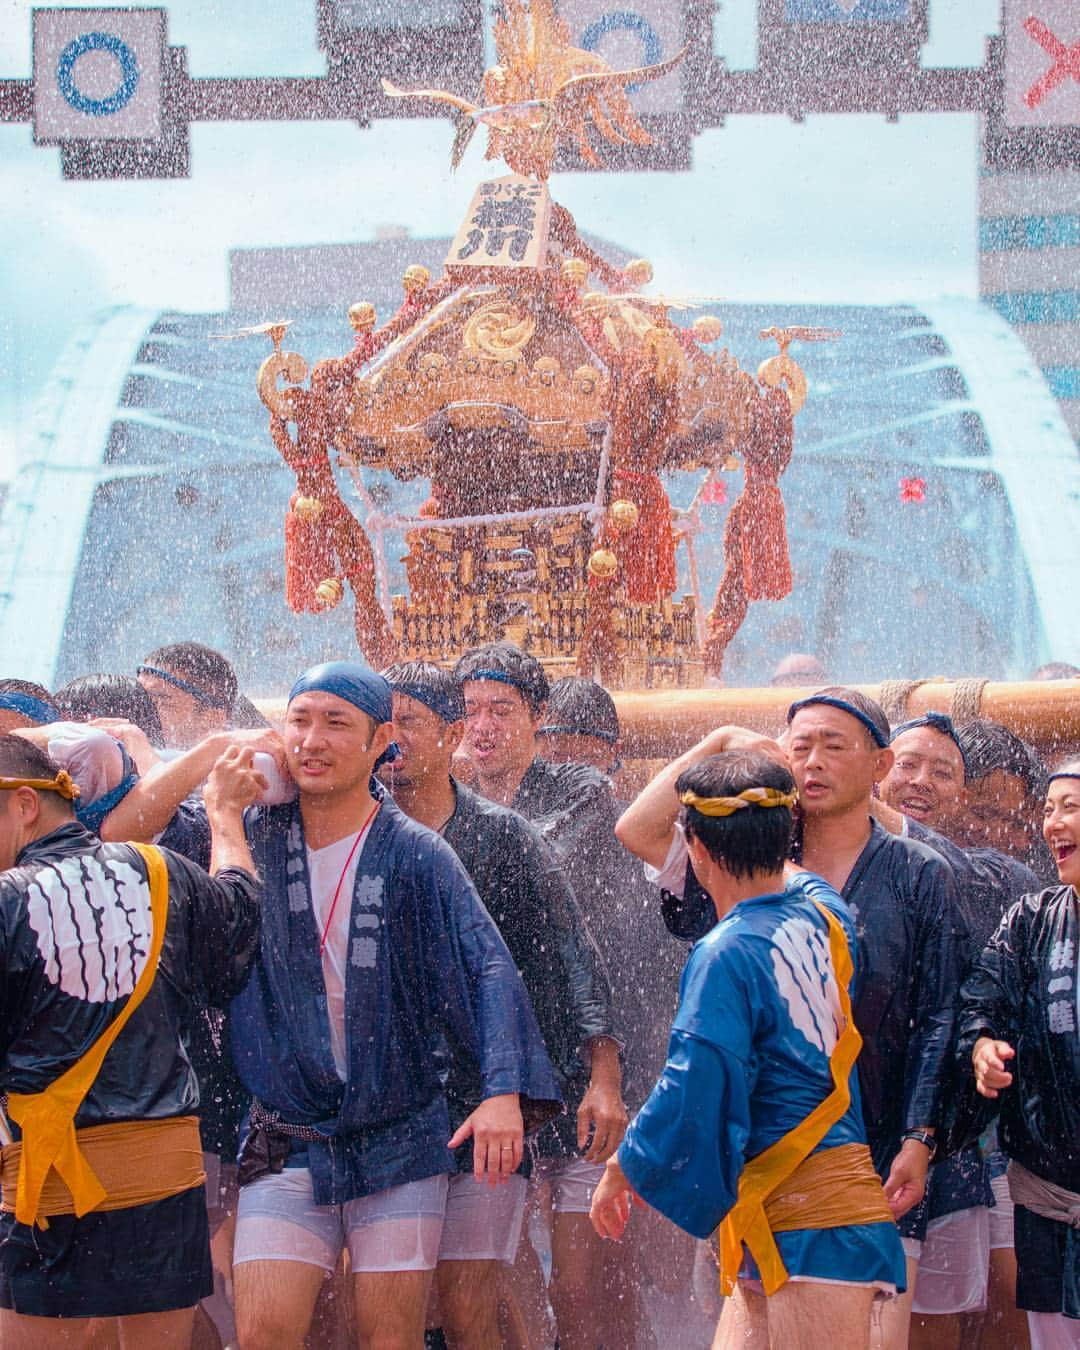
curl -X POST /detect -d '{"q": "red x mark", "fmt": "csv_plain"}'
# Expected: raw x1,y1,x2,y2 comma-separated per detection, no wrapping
702,479,728,506
900,478,926,504
1022,16,1080,110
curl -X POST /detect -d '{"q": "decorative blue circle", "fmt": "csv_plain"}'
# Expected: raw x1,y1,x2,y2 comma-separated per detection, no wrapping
580,12,663,92
56,32,139,117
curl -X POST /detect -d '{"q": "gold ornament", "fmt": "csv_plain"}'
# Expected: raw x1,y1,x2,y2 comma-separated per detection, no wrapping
609,499,639,532
561,257,588,288
403,264,431,295
624,258,654,286
722,454,741,472
315,577,344,608
573,365,601,394
463,299,536,359
533,356,560,385
348,302,376,332
757,353,808,415
293,495,324,524
588,548,618,580
692,315,723,344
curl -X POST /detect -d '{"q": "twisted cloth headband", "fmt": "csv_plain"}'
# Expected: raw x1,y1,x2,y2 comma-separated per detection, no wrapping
680,787,796,817
0,771,81,800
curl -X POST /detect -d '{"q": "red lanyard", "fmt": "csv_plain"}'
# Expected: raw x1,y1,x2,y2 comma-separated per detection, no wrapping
318,801,380,957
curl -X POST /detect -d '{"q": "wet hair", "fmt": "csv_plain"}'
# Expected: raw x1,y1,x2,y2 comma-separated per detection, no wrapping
955,719,1046,796
0,679,53,702
538,677,620,744
0,734,74,814
228,693,271,730
454,642,549,716
1047,757,1080,788
383,661,466,725
1031,662,1080,681
787,685,890,750
676,751,795,880
140,642,238,711
55,674,164,748
891,711,968,780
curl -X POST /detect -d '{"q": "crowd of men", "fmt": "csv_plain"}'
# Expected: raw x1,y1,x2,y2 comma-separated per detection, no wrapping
0,640,1077,1350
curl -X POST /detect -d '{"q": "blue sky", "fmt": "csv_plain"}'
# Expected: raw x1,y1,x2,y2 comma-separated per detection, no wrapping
0,0,1002,480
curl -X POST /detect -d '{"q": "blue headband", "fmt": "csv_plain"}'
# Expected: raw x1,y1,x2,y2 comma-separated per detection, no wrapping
1048,771,1080,788
289,661,399,766
787,695,889,749
461,668,533,696
0,693,60,725
137,665,231,710
891,712,969,777
389,680,465,726
536,723,619,744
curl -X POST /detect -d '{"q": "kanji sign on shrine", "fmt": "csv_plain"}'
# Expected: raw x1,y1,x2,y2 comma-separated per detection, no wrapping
1004,0,1080,128
447,176,552,278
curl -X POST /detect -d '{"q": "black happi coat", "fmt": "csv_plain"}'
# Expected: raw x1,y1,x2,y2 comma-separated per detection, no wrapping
957,885,1080,1192
441,780,614,1114
513,758,686,1108
0,822,260,1128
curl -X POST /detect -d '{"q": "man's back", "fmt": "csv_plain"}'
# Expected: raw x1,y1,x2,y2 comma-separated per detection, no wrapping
0,821,259,1126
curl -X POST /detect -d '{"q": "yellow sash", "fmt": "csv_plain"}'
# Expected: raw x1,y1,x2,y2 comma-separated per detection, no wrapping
6,843,169,1229
717,898,863,1296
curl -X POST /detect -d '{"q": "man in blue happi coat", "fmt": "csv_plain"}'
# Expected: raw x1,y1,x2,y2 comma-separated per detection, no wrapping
591,749,905,1350
226,662,562,1350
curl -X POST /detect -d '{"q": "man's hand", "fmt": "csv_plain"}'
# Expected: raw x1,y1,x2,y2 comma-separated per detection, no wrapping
883,1137,932,1218
223,728,289,779
448,1092,523,1187
578,1080,629,1163
699,726,788,767
88,717,162,774
973,1037,1015,1099
203,747,267,819
590,1156,635,1241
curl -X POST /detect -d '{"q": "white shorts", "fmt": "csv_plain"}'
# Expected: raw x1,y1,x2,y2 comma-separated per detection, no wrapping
901,1236,924,1263
911,1207,990,1315
989,1172,1015,1250
1027,1311,1080,1349
531,1158,605,1215
233,1167,448,1274
437,1173,526,1264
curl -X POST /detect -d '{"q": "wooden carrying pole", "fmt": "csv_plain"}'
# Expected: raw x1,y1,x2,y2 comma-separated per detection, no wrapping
610,680,1080,760
259,679,1079,760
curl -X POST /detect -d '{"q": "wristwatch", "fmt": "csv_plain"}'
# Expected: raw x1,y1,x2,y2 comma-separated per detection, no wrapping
902,1128,937,1159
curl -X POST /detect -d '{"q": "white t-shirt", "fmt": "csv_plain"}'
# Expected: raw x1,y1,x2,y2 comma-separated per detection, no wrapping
644,824,689,899
307,813,378,1078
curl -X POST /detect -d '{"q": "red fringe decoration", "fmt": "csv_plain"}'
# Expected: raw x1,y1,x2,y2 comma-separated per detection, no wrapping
704,386,795,677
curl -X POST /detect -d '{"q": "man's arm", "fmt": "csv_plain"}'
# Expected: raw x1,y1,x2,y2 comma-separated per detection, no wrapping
615,726,786,869
167,746,265,1007
98,728,283,842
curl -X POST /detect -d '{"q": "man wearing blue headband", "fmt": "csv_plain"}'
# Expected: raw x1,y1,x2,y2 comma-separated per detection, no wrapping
0,680,60,735
381,660,619,1349
227,660,560,1350
454,642,694,1350
878,713,1039,1347
137,643,239,750
616,688,966,1350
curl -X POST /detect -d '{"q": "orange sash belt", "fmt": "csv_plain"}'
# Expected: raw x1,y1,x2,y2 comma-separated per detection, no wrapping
718,899,867,1296
4,842,169,1228
764,1142,893,1233
1,1115,206,1219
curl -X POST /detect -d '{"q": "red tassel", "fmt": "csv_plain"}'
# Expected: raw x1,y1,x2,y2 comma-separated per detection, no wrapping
284,493,336,613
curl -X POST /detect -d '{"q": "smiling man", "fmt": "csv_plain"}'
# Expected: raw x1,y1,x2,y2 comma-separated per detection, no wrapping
226,661,561,1350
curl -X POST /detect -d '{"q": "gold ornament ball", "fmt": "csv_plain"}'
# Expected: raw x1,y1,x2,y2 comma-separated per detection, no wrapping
561,257,588,287
693,315,723,344
315,577,344,608
403,264,431,295
293,495,324,524
609,499,640,533
348,302,376,332
588,548,619,580
625,258,654,286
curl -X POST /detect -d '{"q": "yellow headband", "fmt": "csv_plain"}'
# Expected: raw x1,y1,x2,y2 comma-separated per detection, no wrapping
679,786,796,817
0,771,81,801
